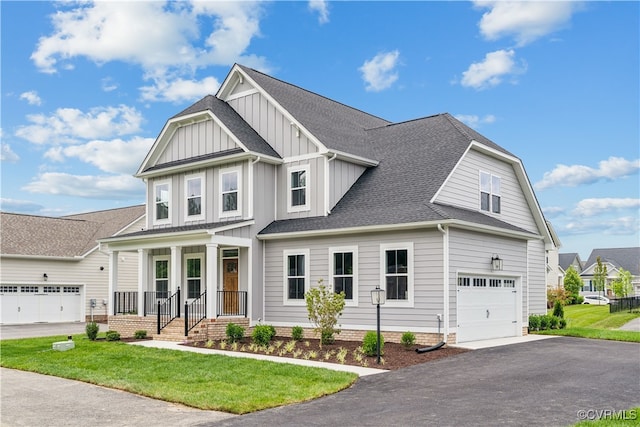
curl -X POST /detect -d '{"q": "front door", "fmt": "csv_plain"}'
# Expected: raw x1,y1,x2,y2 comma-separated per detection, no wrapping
223,258,238,314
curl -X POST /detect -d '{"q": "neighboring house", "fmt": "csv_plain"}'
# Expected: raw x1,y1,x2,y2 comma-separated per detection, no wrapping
580,247,640,297
545,221,562,288
0,206,145,324
100,64,553,344
558,252,584,289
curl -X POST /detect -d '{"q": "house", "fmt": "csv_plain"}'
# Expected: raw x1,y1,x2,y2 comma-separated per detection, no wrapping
580,247,640,296
100,64,553,344
559,253,584,275
545,220,562,288
0,206,145,324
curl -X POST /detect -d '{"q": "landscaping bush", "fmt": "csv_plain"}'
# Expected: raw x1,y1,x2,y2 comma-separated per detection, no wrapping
575,295,584,304
559,318,567,329
305,279,346,345
362,331,384,357
539,314,551,330
86,322,99,341
226,323,245,343
528,314,540,331
552,301,564,319
105,330,121,341
291,325,304,341
549,315,559,329
252,324,276,346
134,330,147,339
400,331,416,349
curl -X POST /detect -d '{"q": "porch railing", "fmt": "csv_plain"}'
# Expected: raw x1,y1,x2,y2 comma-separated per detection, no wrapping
217,290,247,317
610,296,640,313
113,292,137,315
144,291,169,316
184,291,207,336
157,289,180,334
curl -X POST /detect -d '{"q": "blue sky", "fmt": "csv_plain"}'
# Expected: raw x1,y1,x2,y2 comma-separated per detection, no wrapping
1,1,638,260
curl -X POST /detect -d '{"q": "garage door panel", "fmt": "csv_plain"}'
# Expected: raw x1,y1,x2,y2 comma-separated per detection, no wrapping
0,285,82,324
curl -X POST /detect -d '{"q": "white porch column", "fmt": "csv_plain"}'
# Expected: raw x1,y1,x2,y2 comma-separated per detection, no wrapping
206,243,218,319
137,249,148,317
170,246,182,296
108,250,118,317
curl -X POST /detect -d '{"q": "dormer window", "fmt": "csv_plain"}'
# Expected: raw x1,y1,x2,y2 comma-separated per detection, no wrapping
220,166,241,217
288,165,310,212
480,171,501,214
154,180,171,224
185,173,204,221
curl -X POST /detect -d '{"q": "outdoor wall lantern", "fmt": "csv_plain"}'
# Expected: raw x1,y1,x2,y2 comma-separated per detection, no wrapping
43,273,48,281
370,285,386,364
491,255,503,271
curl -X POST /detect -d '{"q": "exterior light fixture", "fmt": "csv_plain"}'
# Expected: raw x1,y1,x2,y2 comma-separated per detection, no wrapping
370,285,386,364
491,255,503,271
43,273,48,281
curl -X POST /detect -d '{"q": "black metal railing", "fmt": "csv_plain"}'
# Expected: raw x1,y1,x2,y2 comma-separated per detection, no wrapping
610,296,640,313
144,291,169,316
185,291,207,336
217,291,248,317
157,288,180,334
113,292,138,315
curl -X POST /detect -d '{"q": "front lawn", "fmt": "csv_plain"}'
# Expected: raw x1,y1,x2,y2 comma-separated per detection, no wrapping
536,304,640,342
0,334,357,414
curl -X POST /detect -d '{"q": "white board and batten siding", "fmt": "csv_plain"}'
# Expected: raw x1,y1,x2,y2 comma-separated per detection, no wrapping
436,148,538,233
328,159,367,209
263,229,446,333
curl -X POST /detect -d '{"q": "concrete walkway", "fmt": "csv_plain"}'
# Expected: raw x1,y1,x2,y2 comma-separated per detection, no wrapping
452,333,559,350
619,317,640,332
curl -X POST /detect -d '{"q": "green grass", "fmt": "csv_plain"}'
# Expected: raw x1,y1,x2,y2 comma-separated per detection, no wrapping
536,304,640,343
574,407,640,426
0,334,357,414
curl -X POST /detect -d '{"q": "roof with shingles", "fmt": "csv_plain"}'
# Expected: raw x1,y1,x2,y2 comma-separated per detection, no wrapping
1,205,145,257
559,253,582,271
583,247,640,276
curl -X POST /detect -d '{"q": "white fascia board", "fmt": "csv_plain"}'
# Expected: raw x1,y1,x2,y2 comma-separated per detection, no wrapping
1,254,83,261
323,149,379,167
257,219,541,241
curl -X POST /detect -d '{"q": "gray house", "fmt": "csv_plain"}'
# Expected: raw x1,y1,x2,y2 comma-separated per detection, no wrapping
580,247,640,296
101,64,553,344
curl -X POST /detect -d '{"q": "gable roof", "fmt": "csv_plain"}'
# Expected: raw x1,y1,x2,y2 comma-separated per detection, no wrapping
1,205,145,258
582,247,640,276
559,253,583,271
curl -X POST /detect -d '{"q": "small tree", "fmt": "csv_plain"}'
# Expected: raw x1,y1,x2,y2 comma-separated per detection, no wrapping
563,265,582,303
612,268,633,298
593,256,608,296
305,279,346,345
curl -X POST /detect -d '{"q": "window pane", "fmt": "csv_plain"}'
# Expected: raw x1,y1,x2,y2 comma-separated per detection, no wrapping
156,184,168,202
480,192,490,211
187,258,201,277
386,276,399,299
223,173,238,192
480,172,491,192
386,250,396,274
334,253,343,274
188,197,201,216
492,195,501,213
288,278,305,299
156,260,168,279
223,192,237,212
187,179,201,197
188,279,201,299
396,250,408,273
288,255,297,276
292,188,306,206
296,255,305,275
156,202,169,219
335,277,353,299
492,175,500,195
344,252,352,274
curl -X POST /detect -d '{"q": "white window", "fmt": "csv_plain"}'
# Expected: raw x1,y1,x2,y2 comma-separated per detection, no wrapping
330,246,358,306
287,165,310,212
283,249,309,305
220,167,241,217
380,243,414,306
185,173,205,221
154,256,170,298
154,180,171,224
480,171,501,214
185,254,203,299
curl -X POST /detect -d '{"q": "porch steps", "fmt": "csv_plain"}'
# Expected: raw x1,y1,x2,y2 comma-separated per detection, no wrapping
152,318,207,342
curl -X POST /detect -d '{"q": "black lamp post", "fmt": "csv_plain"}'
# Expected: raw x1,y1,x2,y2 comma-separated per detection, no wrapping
370,285,386,364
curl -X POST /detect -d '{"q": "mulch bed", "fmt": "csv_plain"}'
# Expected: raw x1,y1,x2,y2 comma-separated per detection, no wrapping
182,337,469,370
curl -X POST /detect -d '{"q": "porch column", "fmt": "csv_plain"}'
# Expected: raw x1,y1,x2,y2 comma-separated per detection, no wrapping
137,249,148,317
206,243,218,319
170,246,182,295
108,250,118,316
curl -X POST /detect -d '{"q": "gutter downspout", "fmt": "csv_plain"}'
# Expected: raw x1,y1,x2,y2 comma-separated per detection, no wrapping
325,152,338,215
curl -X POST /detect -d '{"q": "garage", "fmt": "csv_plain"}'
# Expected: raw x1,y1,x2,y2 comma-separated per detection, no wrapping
457,275,519,342
0,285,82,324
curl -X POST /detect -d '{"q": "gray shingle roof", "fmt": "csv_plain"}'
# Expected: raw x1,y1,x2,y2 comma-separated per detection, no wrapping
559,253,582,271
583,247,640,276
1,205,145,257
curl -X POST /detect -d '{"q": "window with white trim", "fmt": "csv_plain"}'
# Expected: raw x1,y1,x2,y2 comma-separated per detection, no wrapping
330,247,358,305
288,165,310,212
220,167,241,217
185,255,203,299
480,171,501,214
283,249,309,304
154,256,169,298
380,243,413,305
185,174,204,220
154,180,171,223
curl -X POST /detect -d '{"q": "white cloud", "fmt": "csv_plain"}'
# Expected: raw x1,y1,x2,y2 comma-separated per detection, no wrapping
560,216,639,236
1,144,19,162
15,105,144,145
359,50,401,92
535,157,640,190
309,0,330,24
22,172,145,200
541,206,565,218
48,137,154,175
455,114,496,128
0,198,45,213
101,77,118,92
573,198,640,217
140,76,220,103
19,91,43,106
474,1,581,46
461,49,525,90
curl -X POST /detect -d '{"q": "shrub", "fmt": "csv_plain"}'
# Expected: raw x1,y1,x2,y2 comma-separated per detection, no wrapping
305,279,346,345
539,314,551,330
547,287,570,308
105,330,121,341
226,323,245,343
134,330,147,339
559,318,567,329
400,331,416,349
575,295,584,304
549,315,560,329
86,322,99,341
252,324,276,346
362,331,384,357
291,325,304,341
528,314,540,331
552,301,564,319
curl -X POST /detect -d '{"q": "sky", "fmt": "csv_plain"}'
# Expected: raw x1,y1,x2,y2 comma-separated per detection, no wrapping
1,1,638,260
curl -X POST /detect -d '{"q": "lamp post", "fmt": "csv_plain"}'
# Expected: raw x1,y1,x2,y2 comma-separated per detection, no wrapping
370,285,386,364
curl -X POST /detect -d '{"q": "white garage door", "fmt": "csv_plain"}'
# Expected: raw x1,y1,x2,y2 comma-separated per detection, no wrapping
457,276,519,343
0,285,82,324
